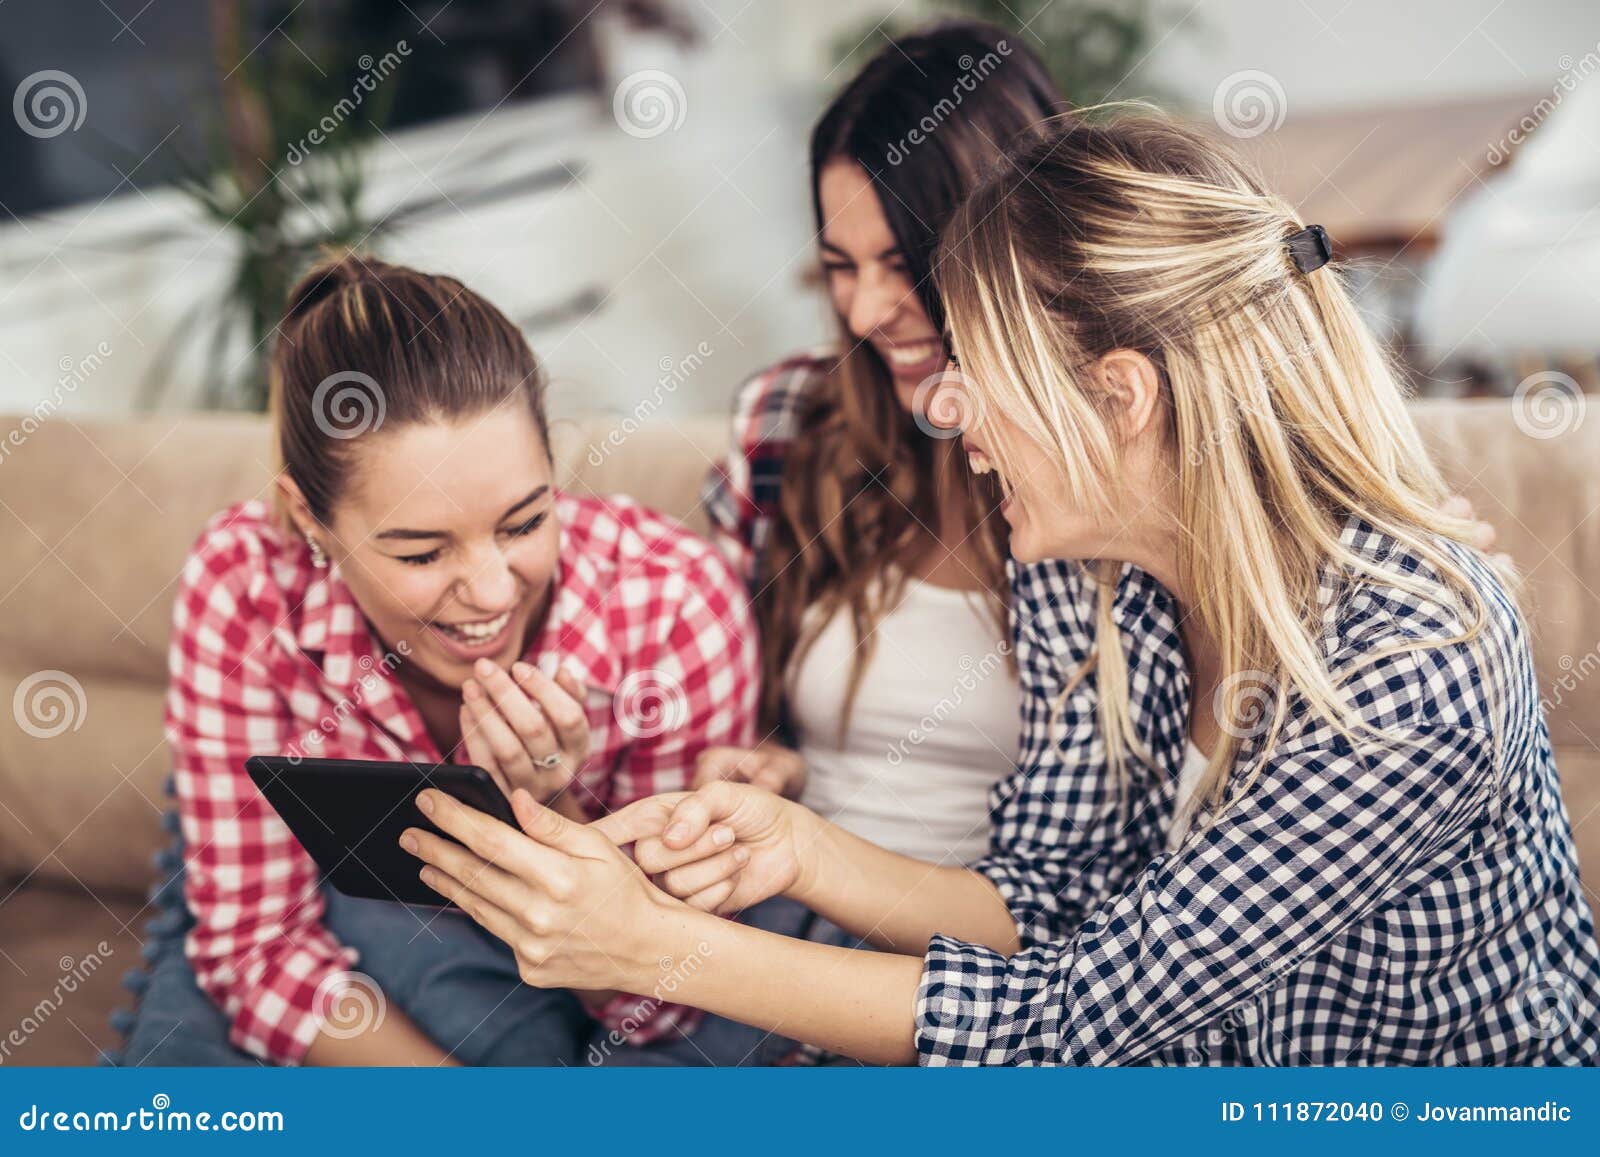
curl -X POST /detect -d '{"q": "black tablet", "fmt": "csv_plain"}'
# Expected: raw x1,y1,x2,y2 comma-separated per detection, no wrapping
244,756,518,907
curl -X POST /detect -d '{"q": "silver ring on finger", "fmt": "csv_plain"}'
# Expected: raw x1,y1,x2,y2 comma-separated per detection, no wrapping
533,751,563,770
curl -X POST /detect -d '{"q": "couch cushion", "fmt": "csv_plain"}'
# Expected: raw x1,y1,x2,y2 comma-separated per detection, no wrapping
1410,400,1600,893
0,413,730,893
0,403,1595,906
1412,399,1600,757
0,884,143,1066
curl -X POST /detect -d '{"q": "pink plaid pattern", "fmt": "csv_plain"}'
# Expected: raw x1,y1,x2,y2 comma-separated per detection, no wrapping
167,493,758,1064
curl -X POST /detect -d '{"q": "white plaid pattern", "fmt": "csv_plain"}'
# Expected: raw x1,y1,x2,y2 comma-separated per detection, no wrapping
916,521,1600,1065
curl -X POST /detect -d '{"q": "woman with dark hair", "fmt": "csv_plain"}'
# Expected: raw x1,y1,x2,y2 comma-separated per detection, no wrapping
694,21,1063,868
119,255,796,1067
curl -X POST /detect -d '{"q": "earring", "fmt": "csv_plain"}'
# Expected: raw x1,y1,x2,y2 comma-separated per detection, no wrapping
307,538,329,569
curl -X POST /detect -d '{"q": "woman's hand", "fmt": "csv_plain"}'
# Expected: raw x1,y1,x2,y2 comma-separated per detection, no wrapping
406,789,924,1068
1441,493,1511,566
598,781,818,915
401,787,670,994
692,741,807,799
460,658,591,809
1441,493,1494,549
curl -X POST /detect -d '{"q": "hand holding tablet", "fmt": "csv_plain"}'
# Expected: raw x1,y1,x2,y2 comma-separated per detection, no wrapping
244,756,521,907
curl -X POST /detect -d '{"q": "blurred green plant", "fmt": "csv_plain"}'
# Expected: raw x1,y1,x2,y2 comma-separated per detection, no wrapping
141,1,402,411
832,0,1193,108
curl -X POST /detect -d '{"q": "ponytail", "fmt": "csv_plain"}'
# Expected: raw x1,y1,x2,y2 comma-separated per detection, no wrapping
269,253,549,526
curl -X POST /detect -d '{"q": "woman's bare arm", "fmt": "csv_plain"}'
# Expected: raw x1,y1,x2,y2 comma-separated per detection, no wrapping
791,814,1020,956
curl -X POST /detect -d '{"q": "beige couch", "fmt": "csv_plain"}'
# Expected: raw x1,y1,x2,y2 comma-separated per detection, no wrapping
1,402,1596,1065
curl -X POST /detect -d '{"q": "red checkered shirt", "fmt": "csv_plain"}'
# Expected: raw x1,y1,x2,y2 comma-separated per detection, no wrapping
699,348,833,588
167,493,758,1064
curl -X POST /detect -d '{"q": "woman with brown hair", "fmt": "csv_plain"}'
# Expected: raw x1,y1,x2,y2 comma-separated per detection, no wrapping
119,255,795,1067
694,20,1062,867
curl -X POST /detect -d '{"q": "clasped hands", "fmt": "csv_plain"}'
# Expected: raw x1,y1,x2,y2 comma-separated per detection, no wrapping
400,775,804,996
457,656,592,810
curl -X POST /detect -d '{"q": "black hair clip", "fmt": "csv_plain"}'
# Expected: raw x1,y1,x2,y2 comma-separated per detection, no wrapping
1287,224,1332,274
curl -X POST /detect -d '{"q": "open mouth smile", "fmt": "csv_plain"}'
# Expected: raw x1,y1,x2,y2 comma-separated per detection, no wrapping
879,338,945,376
966,448,1016,511
427,608,517,659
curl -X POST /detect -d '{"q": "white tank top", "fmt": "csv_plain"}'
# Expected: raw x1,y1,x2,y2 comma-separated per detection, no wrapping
787,573,1020,865
1168,740,1211,850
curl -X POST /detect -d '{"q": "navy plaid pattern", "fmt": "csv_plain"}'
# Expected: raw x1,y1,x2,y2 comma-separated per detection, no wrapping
916,521,1600,1065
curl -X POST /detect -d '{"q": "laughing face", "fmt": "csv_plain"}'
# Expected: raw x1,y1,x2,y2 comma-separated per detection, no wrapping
957,409,1058,564
299,403,561,690
952,348,1176,570
816,159,946,412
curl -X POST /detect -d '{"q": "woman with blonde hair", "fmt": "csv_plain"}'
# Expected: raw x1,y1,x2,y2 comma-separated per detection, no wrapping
404,110,1600,1064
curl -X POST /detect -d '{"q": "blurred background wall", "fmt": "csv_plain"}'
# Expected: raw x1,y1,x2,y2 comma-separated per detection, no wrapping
1,0,1595,424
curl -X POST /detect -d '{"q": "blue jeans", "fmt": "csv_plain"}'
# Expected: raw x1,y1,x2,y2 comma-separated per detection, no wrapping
121,878,811,1067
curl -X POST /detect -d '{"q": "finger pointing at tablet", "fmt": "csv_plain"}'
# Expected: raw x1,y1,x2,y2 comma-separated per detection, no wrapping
508,788,614,857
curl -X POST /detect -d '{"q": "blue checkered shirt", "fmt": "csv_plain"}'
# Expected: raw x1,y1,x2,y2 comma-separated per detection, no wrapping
915,521,1600,1065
